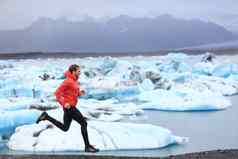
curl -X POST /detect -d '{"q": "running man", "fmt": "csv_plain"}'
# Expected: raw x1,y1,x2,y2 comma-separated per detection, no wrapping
36,64,99,153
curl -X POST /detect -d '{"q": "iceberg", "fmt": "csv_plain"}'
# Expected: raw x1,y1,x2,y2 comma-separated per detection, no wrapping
99,56,117,75
84,77,140,100
8,121,188,151
139,79,155,91
0,109,40,135
0,97,44,136
0,53,237,116
0,87,43,98
0,98,35,111
144,71,172,90
178,75,238,96
192,62,214,76
212,63,238,78
85,86,139,100
79,99,144,121
161,53,189,61
161,72,191,83
137,89,231,111
107,60,134,77
158,60,190,73
0,79,43,98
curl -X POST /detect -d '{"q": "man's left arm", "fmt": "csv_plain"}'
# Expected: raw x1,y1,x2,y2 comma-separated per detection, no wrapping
78,88,85,97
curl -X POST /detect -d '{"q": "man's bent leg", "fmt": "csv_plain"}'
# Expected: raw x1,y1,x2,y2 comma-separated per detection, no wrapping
45,109,72,132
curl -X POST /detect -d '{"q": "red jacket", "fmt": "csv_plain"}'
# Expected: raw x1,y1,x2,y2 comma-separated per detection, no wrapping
54,71,82,108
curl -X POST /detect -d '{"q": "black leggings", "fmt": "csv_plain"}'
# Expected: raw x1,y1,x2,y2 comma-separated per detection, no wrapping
45,106,90,147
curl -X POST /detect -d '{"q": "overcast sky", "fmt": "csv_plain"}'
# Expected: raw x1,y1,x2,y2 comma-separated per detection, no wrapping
0,0,238,31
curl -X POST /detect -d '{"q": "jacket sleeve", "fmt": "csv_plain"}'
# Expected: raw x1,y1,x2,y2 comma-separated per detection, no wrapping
78,87,82,97
78,84,85,97
54,80,69,106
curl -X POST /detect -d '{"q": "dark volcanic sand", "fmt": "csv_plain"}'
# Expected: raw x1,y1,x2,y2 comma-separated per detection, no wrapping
0,149,238,159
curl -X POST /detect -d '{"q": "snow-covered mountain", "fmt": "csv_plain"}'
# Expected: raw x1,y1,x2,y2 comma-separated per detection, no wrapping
0,15,237,53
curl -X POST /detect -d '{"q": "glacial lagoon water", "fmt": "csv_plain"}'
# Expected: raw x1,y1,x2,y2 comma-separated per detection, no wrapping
0,96,237,157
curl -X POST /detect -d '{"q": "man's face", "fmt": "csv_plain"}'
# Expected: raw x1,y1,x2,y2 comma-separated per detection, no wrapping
73,67,81,79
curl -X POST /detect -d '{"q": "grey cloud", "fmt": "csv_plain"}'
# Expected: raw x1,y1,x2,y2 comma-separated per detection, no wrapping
0,0,237,31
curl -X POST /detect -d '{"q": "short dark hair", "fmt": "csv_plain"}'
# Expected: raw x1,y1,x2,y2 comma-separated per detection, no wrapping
69,64,80,73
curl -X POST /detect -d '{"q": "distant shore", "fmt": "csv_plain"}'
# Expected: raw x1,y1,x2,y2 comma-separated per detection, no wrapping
0,149,237,159
0,48,238,60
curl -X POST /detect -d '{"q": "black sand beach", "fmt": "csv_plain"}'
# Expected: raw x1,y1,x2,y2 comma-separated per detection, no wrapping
0,149,238,159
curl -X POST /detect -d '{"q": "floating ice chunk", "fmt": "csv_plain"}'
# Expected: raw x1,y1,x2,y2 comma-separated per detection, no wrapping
107,60,133,77
177,62,191,73
78,99,144,121
158,60,190,73
85,88,138,100
179,75,238,96
162,53,189,61
145,71,172,90
212,63,238,78
192,62,214,76
85,78,140,100
8,121,188,151
139,79,154,91
137,89,231,111
161,72,191,83
0,86,43,98
100,56,117,75
0,109,41,135
0,97,35,111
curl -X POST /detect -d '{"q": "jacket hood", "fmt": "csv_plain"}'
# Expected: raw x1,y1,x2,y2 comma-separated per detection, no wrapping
64,71,78,81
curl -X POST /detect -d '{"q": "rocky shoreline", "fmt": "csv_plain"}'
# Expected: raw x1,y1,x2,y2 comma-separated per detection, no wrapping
0,149,238,159
165,149,238,159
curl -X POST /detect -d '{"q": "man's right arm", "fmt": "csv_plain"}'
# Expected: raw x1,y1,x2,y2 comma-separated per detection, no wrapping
54,81,68,107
